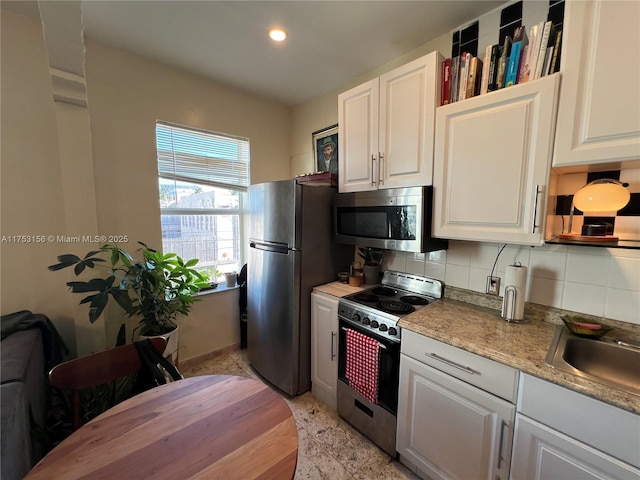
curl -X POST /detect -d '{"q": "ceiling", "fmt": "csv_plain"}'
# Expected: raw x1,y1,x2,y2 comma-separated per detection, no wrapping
4,1,508,106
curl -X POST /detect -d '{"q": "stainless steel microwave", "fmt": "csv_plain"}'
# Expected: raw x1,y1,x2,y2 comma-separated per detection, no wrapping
333,186,448,253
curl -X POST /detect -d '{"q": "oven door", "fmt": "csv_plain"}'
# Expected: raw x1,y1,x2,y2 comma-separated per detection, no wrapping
337,318,400,415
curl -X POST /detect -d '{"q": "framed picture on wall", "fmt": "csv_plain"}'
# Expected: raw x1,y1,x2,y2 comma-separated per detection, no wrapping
312,124,338,175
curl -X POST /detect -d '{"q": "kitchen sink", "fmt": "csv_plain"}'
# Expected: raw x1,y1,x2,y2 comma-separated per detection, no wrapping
545,325,640,396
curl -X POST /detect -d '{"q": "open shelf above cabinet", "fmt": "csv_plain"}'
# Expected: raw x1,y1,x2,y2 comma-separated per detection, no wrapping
545,237,640,250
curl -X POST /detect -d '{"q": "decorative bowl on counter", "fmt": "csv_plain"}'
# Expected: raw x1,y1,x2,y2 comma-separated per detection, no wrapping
337,272,349,284
561,315,614,339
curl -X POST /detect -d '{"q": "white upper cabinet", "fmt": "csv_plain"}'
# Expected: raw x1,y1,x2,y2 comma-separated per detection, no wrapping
553,0,640,169
338,79,379,192
338,51,442,192
433,74,561,246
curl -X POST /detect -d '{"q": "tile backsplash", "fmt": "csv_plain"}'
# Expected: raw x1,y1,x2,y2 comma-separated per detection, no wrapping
382,240,640,326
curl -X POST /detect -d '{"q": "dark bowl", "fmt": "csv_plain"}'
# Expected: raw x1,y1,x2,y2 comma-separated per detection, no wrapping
561,316,614,339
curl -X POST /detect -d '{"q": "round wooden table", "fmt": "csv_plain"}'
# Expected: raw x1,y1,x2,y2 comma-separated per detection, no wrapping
26,375,298,479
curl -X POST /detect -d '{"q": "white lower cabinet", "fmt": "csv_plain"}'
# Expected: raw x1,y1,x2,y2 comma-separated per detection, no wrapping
310,291,339,410
396,335,640,480
397,331,517,480
510,373,640,480
511,415,640,480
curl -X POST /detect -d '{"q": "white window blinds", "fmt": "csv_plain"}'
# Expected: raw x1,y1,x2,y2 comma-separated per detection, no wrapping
156,122,250,192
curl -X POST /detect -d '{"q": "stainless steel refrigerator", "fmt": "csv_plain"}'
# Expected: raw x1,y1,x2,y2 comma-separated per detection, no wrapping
247,179,351,395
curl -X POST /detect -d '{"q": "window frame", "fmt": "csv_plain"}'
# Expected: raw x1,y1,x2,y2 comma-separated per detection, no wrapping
156,121,249,281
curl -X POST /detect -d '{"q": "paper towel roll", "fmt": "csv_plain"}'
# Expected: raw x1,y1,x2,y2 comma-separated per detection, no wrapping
502,264,527,321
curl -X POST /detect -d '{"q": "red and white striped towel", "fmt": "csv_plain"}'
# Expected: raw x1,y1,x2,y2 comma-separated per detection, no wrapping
345,328,380,404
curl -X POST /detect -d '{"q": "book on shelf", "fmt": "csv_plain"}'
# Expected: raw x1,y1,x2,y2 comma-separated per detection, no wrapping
480,44,492,95
520,21,543,84
486,44,500,92
512,25,527,43
505,41,522,87
496,36,512,89
548,28,563,74
441,58,451,105
540,23,556,77
505,26,528,87
534,21,554,79
517,43,530,82
451,55,460,103
542,43,553,77
458,52,471,101
466,55,483,98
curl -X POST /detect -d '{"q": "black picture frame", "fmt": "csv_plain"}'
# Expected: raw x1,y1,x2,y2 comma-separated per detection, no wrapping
313,124,338,175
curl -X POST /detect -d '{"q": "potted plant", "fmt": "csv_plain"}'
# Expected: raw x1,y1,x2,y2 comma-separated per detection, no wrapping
199,266,222,290
49,242,210,358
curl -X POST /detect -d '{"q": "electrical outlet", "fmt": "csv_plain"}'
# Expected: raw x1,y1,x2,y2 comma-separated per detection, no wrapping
486,276,500,295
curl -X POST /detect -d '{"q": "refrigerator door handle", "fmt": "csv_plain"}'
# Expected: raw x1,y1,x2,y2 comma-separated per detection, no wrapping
249,240,290,254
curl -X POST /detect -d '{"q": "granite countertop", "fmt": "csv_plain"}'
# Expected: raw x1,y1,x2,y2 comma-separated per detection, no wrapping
398,290,640,415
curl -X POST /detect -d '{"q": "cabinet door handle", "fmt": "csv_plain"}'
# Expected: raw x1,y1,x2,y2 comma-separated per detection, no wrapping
497,419,508,469
331,331,336,360
531,184,541,233
427,353,478,375
371,155,376,186
378,152,384,185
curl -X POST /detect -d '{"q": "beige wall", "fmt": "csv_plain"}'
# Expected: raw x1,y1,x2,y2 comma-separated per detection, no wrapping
84,38,292,249
1,9,82,353
83,39,292,359
1,10,291,359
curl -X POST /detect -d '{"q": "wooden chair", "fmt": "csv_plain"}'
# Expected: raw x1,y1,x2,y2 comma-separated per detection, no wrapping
49,337,167,430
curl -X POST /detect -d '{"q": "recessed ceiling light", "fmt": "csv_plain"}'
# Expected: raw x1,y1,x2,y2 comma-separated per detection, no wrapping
269,28,287,42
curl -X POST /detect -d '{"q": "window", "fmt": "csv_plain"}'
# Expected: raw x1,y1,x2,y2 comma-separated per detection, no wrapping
156,121,249,281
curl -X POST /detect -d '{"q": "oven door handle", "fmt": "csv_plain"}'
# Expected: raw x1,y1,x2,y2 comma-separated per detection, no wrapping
341,327,387,349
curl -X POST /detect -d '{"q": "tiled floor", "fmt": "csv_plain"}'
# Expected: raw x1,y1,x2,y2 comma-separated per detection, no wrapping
181,349,420,480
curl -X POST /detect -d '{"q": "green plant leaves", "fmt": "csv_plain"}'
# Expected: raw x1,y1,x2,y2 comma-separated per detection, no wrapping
48,254,81,271
111,288,133,313
184,258,198,268
88,292,109,324
51,242,209,333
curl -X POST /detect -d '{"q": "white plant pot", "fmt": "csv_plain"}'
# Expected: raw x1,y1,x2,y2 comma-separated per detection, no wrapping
224,272,237,287
139,325,179,366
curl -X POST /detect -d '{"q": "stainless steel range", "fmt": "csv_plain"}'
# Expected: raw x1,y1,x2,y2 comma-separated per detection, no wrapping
337,271,443,457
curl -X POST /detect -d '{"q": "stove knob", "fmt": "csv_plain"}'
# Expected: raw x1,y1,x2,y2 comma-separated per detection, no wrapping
370,320,379,329
388,327,398,336
363,317,371,325
379,324,388,332
352,313,361,323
